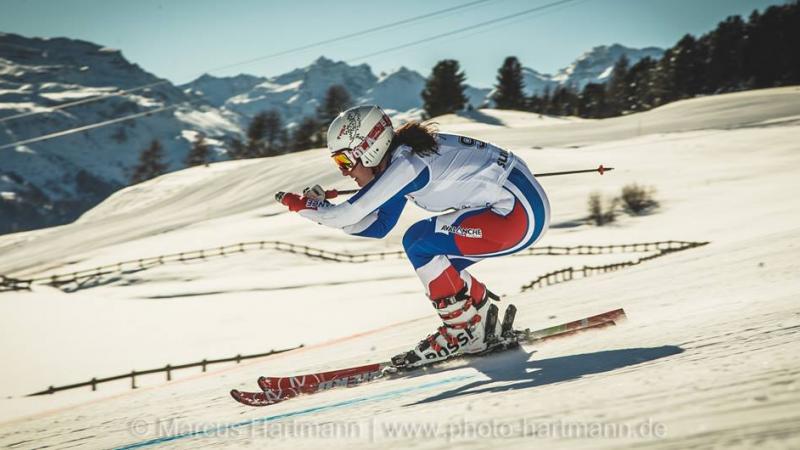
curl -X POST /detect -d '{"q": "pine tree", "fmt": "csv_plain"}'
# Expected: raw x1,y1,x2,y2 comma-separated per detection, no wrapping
606,55,630,115
131,140,167,184
228,111,288,158
290,117,321,152
743,9,769,88
694,33,713,94
526,94,546,114
422,59,468,118
245,112,269,157
228,138,246,159
185,133,210,167
651,50,676,107
577,83,607,118
549,86,579,116
669,34,704,98
624,57,658,112
260,110,286,156
706,15,747,92
536,86,552,115
317,85,352,127
492,56,526,110
743,3,800,88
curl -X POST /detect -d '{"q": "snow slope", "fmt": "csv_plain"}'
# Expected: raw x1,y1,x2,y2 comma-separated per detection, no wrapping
0,86,799,448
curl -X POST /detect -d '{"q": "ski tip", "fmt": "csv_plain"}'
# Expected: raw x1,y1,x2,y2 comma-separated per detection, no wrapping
230,389,241,401
257,376,270,391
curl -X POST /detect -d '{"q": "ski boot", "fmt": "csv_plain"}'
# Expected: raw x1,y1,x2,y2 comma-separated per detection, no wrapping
391,282,508,370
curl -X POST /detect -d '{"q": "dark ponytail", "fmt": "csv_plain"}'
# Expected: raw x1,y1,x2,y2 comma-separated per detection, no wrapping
389,121,439,157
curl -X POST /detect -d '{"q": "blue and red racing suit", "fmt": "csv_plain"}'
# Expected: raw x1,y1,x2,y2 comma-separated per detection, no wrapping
298,133,550,300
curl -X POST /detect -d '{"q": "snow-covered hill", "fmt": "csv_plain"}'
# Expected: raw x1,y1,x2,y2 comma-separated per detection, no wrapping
1,86,799,448
0,32,241,235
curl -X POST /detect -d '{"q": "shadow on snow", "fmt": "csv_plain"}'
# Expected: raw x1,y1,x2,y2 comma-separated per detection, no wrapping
408,345,684,406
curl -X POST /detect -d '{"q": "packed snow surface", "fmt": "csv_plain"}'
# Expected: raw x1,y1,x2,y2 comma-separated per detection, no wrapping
1,87,799,449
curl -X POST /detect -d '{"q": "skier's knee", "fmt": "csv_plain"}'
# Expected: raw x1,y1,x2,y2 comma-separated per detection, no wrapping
402,219,433,254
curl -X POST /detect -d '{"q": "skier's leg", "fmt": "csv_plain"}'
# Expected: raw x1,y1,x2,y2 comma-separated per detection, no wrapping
403,164,550,298
393,166,550,367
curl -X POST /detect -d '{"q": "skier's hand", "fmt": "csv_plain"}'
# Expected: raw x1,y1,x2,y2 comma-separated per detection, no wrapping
275,191,321,212
302,185,326,200
303,185,340,200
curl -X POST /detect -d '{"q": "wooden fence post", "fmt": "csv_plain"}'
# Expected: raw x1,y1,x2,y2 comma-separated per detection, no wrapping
166,364,172,381
201,359,207,372
91,378,97,391
131,371,137,389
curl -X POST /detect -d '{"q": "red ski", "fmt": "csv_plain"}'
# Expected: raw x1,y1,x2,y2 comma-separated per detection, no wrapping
230,308,625,407
257,362,384,393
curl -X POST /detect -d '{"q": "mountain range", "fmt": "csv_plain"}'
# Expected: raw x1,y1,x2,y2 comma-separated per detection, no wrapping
182,44,664,127
0,32,240,234
0,31,662,235
519,44,664,96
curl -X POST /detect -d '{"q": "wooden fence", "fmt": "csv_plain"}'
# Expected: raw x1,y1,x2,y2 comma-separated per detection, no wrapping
520,241,708,292
0,240,705,292
27,344,302,396
17,240,709,396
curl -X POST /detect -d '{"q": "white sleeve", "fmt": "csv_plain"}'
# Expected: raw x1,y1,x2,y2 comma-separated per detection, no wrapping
297,157,428,229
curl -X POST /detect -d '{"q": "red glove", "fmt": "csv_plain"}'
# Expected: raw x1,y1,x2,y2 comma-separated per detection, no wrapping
275,192,320,212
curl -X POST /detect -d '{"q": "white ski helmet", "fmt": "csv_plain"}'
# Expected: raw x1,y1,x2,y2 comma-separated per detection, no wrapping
327,105,394,168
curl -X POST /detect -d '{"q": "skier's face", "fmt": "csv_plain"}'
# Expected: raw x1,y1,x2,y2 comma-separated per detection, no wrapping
339,160,374,187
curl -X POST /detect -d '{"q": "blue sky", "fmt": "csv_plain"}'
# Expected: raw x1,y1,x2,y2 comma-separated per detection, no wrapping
0,0,787,87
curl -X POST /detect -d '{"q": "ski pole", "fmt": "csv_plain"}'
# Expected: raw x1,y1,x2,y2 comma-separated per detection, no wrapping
531,164,613,178
327,165,613,197
275,165,613,201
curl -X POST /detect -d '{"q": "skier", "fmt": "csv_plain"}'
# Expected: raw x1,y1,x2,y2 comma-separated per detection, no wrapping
276,105,550,369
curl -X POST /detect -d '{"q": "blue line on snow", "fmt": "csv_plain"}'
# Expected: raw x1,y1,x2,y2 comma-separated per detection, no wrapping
113,374,476,449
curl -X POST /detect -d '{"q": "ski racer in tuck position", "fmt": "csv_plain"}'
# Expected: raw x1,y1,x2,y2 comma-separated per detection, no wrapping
276,105,550,369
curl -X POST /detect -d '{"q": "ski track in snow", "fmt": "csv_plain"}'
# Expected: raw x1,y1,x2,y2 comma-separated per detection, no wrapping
1,87,800,449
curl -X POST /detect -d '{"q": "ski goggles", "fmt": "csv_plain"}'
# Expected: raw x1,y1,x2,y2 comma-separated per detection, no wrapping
331,150,358,171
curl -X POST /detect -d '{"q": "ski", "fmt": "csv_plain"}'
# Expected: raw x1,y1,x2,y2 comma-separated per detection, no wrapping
230,307,626,407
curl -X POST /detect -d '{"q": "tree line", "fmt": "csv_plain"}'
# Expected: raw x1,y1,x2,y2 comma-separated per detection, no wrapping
502,2,800,118
131,1,798,184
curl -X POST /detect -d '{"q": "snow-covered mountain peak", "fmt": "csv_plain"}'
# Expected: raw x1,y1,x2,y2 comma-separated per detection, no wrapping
514,44,665,97
377,66,418,82
552,43,664,88
0,33,240,234
361,66,427,113
181,73,266,107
